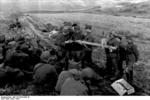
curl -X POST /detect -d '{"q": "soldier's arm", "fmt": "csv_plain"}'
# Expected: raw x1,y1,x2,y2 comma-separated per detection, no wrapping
55,36,66,47
133,44,139,61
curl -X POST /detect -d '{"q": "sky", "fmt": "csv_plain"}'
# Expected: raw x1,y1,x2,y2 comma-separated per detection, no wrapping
0,0,149,12
0,0,149,4
0,0,149,5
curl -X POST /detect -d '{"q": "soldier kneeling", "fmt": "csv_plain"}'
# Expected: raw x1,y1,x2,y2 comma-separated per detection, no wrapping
33,51,58,95
55,69,89,95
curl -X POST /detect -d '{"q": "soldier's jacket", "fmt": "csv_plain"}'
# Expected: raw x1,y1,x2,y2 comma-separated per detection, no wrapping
5,66,24,83
68,59,82,70
7,41,17,49
0,35,6,62
33,63,58,87
81,67,102,81
126,42,139,62
55,26,83,47
60,77,88,95
5,49,30,70
118,37,128,60
54,33,70,47
107,37,120,48
15,35,25,42
0,65,26,86
71,30,84,41
14,40,41,67
82,33,95,52
105,37,120,58
16,42,30,54
0,35,5,43
40,51,50,63
82,33,95,64
0,43,6,63
119,37,128,49
0,67,8,86
55,71,73,92
84,33,94,42
56,69,81,89
29,47,41,66
5,37,15,44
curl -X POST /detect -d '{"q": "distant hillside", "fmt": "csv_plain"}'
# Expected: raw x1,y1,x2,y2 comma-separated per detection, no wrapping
82,6,102,13
0,1,87,14
118,2,150,14
83,1,150,18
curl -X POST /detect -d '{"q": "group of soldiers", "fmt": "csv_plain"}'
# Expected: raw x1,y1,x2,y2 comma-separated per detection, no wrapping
50,21,139,83
103,32,139,83
0,20,139,95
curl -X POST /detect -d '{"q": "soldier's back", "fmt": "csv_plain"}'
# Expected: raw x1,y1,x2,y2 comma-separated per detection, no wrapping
60,77,88,95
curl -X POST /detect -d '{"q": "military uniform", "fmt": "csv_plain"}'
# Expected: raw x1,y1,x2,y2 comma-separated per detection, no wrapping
55,26,72,47
105,36,120,80
0,43,6,64
71,24,84,40
60,77,88,95
0,35,6,63
54,27,72,70
118,37,128,78
55,70,73,93
33,63,58,94
55,69,88,95
125,41,139,84
27,47,41,67
55,25,85,70
4,49,30,70
82,29,94,66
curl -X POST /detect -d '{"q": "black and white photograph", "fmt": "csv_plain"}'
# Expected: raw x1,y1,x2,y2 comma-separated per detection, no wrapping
0,0,149,97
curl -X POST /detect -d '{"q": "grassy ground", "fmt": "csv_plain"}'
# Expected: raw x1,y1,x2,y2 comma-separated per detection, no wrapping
0,12,150,95
30,12,150,95
30,13,150,38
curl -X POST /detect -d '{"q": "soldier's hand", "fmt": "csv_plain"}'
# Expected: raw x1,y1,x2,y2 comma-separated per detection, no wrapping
76,40,82,44
65,41,69,44
65,40,73,44
134,62,139,66
110,46,117,50
125,67,129,73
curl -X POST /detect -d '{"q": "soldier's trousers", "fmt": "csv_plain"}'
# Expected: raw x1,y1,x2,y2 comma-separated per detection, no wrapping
82,49,93,69
125,61,134,84
106,57,119,79
118,59,124,78
125,55,136,84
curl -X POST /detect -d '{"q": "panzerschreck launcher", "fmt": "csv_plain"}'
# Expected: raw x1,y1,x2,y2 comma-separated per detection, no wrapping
65,40,117,52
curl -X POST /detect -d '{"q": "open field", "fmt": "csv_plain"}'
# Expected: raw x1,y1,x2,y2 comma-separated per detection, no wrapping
0,12,150,95
30,13,150,51
30,13,150,38
30,12,150,95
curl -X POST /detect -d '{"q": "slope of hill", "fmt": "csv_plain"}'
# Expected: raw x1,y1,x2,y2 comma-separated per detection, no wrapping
115,1,150,17
83,6,102,13
118,2,150,13
83,1,150,18
0,14,57,49
30,12,150,95
0,12,150,95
